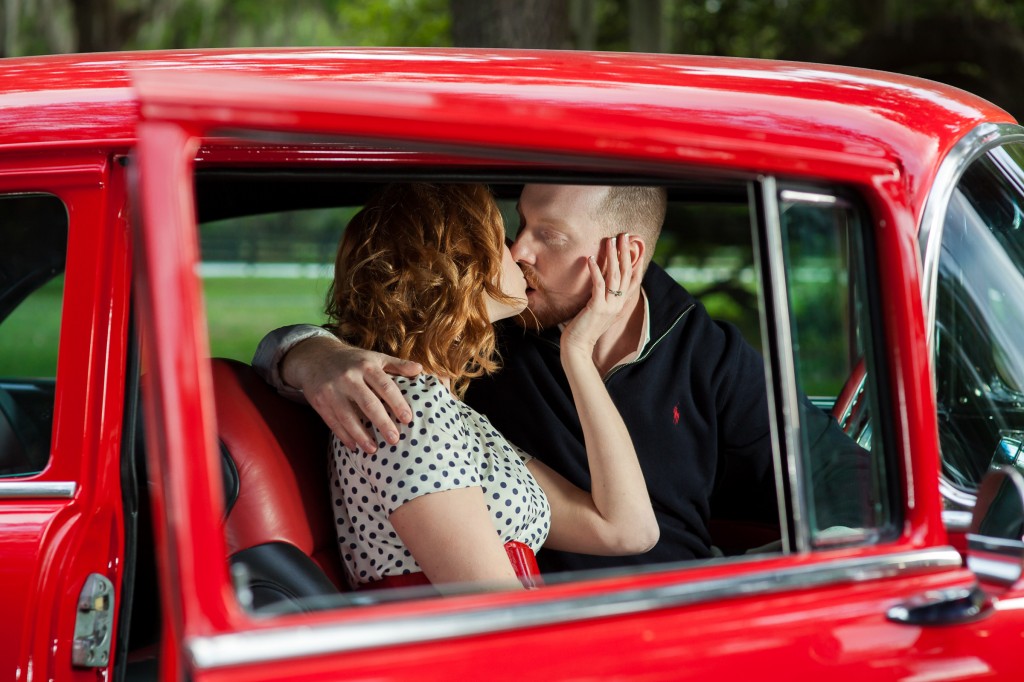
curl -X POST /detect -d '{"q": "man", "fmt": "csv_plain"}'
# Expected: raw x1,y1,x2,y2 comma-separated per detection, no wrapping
255,184,848,572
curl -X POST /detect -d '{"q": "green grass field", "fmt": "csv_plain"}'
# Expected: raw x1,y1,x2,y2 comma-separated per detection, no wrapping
0,277,331,378
0,273,760,377
1,272,842,396
0,278,63,378
200,276,331,363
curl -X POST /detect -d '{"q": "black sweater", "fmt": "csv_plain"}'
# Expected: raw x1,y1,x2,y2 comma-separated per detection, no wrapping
466,264,780,572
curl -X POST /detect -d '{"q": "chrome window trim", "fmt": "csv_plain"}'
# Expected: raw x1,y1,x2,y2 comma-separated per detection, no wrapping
919,122,1020,342
918,122,1024,514
753,177,809,553
941,509,974,532
939,477,980,511
188,547,961,670
0,481,76,499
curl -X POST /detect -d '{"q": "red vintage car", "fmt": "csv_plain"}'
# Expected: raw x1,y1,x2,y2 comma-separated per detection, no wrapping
2,48,1024,681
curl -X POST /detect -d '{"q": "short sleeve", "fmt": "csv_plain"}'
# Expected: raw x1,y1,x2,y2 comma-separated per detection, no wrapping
510,442,533,465
355,375,481,516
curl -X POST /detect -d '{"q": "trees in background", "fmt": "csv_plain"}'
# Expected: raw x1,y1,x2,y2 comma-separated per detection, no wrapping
0,0,449,55
2,0,1022,117
450,0,570,48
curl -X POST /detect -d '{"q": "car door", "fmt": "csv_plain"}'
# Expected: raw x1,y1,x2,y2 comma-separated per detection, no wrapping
131,70,1024,681
0,151,132,681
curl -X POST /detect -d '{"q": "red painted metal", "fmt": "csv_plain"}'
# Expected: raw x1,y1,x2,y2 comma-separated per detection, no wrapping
2,48,1022,681
134,119,238,649
0,153,132,680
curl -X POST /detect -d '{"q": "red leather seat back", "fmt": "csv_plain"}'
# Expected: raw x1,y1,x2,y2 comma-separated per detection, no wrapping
210,358,344,590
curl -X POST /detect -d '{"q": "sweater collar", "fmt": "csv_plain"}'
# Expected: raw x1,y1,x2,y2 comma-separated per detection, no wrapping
640,262,698,339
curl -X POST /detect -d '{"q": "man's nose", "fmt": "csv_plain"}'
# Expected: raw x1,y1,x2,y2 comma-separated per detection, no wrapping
509,234,531,263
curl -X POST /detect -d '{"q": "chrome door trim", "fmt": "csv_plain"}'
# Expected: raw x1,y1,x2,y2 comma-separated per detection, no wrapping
188,547,962,670
918,122,1024,514
0,481,76,499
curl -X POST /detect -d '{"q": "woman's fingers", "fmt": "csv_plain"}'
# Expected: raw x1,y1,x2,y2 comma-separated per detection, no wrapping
618,232,633,284
587,255,604,302
604,234,621,293
598,233,637,307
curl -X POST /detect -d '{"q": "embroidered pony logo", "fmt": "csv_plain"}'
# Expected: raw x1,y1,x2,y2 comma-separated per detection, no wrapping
672,404,680,425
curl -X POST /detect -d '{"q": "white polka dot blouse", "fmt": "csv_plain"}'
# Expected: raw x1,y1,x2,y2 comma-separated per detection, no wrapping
330,374,552,585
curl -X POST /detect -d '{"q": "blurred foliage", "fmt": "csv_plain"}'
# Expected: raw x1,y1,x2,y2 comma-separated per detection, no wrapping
0,1,1018,55
5,0,1023,117
4,0,1022,118
1,0,450,55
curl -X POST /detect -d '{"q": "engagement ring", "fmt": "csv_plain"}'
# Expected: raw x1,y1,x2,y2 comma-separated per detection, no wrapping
608,289,623,296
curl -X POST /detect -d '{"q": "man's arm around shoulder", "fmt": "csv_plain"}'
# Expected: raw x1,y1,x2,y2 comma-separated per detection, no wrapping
252,324,421,453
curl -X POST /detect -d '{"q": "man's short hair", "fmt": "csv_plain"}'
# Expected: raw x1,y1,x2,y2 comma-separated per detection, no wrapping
594,186,668,266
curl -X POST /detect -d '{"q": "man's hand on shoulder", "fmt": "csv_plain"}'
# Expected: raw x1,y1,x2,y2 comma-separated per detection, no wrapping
281,334,421,453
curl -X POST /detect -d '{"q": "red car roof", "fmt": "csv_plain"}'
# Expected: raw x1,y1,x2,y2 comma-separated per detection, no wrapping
0,48,1014,212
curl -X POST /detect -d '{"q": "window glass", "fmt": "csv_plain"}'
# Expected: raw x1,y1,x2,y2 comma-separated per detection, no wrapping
778,190,893,545
0,194,68,477
200,208,345,361
192,172,898,618
657,199,761,351
935,143,1024,492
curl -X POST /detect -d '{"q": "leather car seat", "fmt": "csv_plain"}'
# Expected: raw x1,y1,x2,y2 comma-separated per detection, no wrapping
210,358,344,611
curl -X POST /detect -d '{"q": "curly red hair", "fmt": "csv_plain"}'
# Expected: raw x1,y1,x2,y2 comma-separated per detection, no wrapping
326,183,517,398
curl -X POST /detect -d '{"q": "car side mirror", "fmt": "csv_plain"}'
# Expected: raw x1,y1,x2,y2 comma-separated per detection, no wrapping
967,466,1024,587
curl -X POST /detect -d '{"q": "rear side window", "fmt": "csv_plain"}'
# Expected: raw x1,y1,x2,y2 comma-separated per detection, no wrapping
0,194,68,476
776,187,896,547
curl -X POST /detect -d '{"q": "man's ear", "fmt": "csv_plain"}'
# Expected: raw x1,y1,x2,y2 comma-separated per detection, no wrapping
627,234,646,269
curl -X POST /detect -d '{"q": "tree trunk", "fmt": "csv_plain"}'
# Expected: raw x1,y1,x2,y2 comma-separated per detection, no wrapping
3,0,20,57
450,0,571,49
629,0,663,53
69,0,181,53
39,0,75,54
571,0,597,51
70,0,112,52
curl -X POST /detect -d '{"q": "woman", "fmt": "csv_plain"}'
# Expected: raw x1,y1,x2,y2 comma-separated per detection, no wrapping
327,183,657,589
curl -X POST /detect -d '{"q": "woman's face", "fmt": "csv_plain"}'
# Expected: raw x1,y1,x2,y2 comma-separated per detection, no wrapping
485,240,529,323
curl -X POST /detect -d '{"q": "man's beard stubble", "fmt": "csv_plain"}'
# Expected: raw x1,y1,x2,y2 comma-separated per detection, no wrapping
514,263,586,332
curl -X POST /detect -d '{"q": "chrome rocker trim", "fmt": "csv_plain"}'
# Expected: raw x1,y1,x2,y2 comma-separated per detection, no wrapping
0,481,76,499
189,547,962,670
